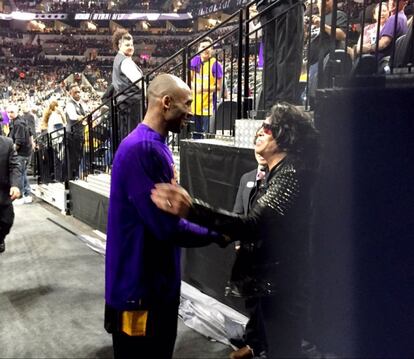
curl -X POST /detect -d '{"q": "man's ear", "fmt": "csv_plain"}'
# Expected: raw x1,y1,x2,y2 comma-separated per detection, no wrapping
162,95,171,111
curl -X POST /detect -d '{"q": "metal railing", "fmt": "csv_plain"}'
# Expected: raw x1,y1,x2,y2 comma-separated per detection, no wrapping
33,0,414,186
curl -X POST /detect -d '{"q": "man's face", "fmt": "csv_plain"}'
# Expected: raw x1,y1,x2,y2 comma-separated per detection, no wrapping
166,88,193,134
318,0,333,14
374,4,389,22
70,87,81,101
119,37,134,57
388,0,405,13
255,118,279,158
7,108,17,120
199,41,213,62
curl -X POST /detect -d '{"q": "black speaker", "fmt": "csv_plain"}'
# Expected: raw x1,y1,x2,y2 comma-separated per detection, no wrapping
310,85,414,358
215,101,238,131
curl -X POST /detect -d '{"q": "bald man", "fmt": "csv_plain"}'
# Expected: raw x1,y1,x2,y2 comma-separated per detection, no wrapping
105,74,225,359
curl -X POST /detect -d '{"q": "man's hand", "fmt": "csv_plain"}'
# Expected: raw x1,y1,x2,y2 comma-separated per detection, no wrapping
151,183,192,218
10,186,21,201
312,15,320,27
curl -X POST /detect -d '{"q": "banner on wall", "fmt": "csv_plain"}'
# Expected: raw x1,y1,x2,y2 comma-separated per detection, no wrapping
195,0,250,17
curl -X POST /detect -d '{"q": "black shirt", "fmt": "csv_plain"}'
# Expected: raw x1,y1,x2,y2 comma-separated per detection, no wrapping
308,10,347,65
10,117,32,157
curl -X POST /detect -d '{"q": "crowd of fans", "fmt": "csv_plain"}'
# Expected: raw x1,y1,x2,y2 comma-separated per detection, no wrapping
13,0,171,13
1,0,413,135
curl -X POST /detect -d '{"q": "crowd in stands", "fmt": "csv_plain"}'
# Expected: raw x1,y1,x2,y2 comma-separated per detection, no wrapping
13,0,170,13
35,35,190,57
15,0,111,13
1,0,413,136
1,42,42,59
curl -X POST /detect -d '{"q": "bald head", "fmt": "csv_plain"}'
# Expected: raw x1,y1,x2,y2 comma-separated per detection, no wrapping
143,74,193,136
7,104,19,120
147,74,190,105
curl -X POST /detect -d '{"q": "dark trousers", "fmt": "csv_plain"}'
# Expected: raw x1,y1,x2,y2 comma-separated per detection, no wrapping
67,126,84,180
0,203,14,242
244,297,268,355
117,99,142,142
111,302,179,359
192,115,210,139
260,296,305,358
259,0,304,110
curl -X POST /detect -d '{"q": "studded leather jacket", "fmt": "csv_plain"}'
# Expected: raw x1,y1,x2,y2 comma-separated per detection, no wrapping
187,157,316,300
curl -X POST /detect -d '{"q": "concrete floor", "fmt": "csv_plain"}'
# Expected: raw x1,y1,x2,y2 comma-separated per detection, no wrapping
0,198,233,358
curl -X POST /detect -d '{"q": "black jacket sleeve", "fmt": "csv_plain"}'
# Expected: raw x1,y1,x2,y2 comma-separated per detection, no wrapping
187,167,301,242
9,140,21,188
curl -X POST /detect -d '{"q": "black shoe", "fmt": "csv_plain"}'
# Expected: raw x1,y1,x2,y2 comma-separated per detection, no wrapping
0,241,5,253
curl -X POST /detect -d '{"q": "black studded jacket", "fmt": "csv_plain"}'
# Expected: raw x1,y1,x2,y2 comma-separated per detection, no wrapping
187,156,316,302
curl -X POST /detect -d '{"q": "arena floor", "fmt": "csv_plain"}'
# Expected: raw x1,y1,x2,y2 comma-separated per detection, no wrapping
0,197,233,359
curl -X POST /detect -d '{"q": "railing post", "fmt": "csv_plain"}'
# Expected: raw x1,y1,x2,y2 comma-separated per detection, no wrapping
141,77,146,120
305,0,314,110
186,46,192,88
87,114,94,176
390,0,401,74
63,127,71,182
244,6,250,119
237,9,244,119
317,0,327,89
110,97,119,156
182,47,187,83
63,127,71,214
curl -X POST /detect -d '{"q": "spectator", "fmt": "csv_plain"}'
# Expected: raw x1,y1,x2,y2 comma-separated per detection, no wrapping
111,29,143,141
65,84,86,179
377,0,408,61
307,0,347,101
190,37,223,138
43,100,66,133
104,74,225,359
257,0,304,109
0,134,21,253
355,2,390,56
7,104,33,204
151,102,320,359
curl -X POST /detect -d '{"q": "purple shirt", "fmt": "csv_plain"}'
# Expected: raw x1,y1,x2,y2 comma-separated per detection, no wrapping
105,124,216,310
0,110,9,124
379,11,408,58
258,42,264,70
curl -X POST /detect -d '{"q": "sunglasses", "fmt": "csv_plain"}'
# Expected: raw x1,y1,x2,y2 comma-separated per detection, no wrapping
260,122,274,136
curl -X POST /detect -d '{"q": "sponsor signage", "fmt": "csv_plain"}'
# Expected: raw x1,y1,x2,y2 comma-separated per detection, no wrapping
74,12,193,21
196,0,249,17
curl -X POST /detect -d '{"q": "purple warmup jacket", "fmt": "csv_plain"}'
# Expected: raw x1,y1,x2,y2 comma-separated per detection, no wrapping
105,123,215,310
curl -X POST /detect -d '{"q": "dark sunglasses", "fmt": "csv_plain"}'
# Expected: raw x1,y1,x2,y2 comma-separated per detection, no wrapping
260,122,274,136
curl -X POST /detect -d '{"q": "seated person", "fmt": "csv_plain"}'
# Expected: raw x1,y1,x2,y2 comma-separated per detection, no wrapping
355,2,389,56
376,0,408,60
306,0,347,101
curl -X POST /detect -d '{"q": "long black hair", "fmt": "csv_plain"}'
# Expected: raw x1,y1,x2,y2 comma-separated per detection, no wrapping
268,102,320,170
